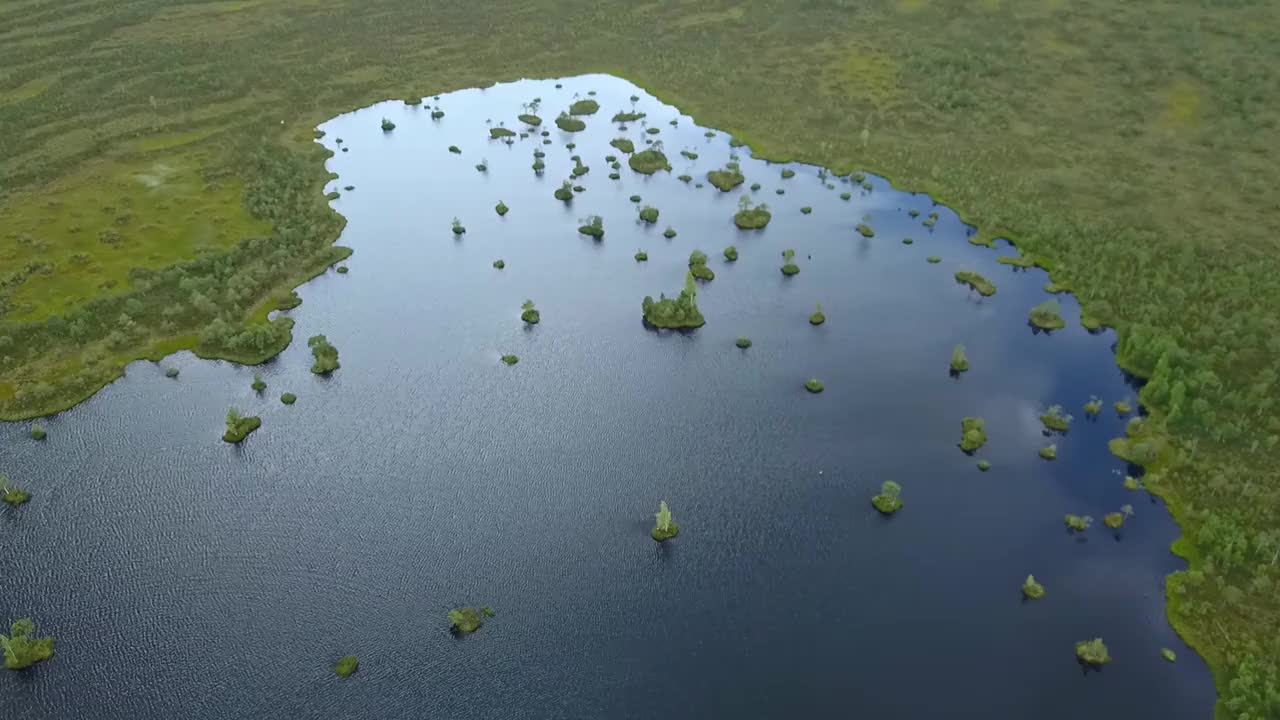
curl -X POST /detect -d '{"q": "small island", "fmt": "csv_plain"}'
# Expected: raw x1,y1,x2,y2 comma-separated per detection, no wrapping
1,618,55,670
724,246,738,261
493,259,505,269
642,271,705,329
855,223,875,238
635,250,648,262
335,656,359,678
521,300,540,325
663,227,677,239
501,354,519,366
977,460,991,471
1,477,32,506
707,166,745,192
781,169,795,179
1162,648,1177,663
1123,476,1139,490
554,180,574,202
1083,396,1103,416
578,215,604,238
1075,638,1111,666
736,337,752,349
610,138,635,154
955,271,997,296
1040,405,1072,432
1103,506,1132,529
449,608,484,634
568,98,599,115
223,408,261,444
1064,514,1091,532
1039,444,1058,460
308,335,340,374
612,110,645,122
781,249,800,276
30,424,46,440
960,417,987,452
488,126,515,139
805,378,824,393
801,206,812,214
281,393,297,405
165,367,180,378
734,196,771,229
639,206,659,224
451,217,466,235
809,303,825,325
651,500,679,542
871,481,903,514
1029,299,1066,330
495,201,509,216
950,345,969,372
380,118,395,132
518,113,542,126
1022,575,1046,599
555,113,586,132
1114,400,1133,415
927,256,942,263
448,145,461,154
688,250,714,281
629,149,671,174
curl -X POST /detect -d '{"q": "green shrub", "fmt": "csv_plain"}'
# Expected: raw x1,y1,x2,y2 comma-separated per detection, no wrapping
1064,513,1092,531
448,145,461,154
652,500,680,542
950,345,969,372
451,217,466,235
707,167,745,192
488,127,515,139
1040,444,1058,460
635,251,648,262
642,271,705,329
735,197,771,229
724,246,738,261
1040,405,1072,432
781,169,795,179
1,477,32,506
30,424,46,440
251,373,266,392
493,259,505,269
578,215,604,238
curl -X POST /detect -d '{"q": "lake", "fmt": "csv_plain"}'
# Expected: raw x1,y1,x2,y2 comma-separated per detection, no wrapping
0,74,1216,720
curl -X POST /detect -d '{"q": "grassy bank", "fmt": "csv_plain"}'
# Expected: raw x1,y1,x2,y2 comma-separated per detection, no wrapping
1,0,1276,714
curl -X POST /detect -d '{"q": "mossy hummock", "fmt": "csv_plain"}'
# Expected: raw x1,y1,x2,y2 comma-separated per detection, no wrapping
1075,638,1111,666
960,417,987,452
280,393,297,405
707,167,745,192
629,149,671,175
955,271,997,296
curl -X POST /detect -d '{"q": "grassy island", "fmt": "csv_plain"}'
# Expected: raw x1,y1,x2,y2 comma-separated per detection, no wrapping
855,223,875,238
335,266,349,274
610,138,635,154
736,337,752,349
955,271,997,296
223,408,261,443
448,145,461,154
448,608,484,634
809,303,825,325
30,424,46,441
1083,396,1103,416
663,227,677,239
518,114,542,127
1040,405,1072,432
724,246,739,261
635,251,648,262
612,111,645,122
380,118,395,132
1040,444,1058,460
521,300,540,325
780,168,795,179
308,335,340,374
707,166,745,192
495,201,509,216
451,217,466,235
501,354,518,366
1065,513,1092,531
734,197,772,229
1076,638,1111,666
1123,476,1140,491
642,271,704,329
163,368,178,379
578,215,604,238
927,256,942,264
629,149,671,174
554,181,574,202
1029,300,1066,330
781,249,800,276
568,99,599,115
251,373,266,393
639,206,659,224
801,206,812,214
651,500,679,542
555,113,585,132
488,127,515,139
280,393,297,405
1114,400,1133,415
950,345,969,372
493,259,505,269
872,481,903,514
1163,649,1178,663
1,619,55,670
1022,575,1046,599
1,477,32,507
977,460,991,471
334,655,358,677
688,250,714,281
960,417,987,452
805,378,824,393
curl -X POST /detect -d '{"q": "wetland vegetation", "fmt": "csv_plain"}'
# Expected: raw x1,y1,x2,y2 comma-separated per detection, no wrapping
3,3,1277,712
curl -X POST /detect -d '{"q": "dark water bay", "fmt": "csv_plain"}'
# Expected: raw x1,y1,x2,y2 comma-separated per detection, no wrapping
1,75,1215,719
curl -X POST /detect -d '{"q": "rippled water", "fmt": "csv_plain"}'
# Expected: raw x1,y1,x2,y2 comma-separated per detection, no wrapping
1,75,1215,720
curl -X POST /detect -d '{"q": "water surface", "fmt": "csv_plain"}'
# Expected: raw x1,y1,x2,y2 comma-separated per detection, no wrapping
1,75,1215,720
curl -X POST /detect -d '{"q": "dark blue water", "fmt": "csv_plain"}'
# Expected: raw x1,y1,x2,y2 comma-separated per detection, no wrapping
0,75,1215,720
